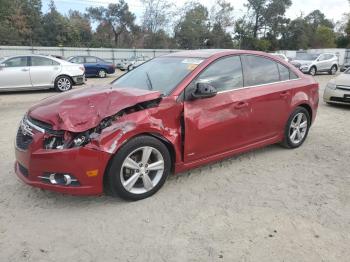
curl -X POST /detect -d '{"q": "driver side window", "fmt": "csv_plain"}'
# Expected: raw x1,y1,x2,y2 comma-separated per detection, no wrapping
193,56,244,92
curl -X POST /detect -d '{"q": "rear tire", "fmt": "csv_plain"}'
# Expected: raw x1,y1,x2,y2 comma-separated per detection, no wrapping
106,136,171,201
281,107,311,149
329,65,337,75
98,69,107,78
54,76,73,92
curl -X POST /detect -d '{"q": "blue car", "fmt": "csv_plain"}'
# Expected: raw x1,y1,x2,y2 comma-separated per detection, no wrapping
68,56,115,78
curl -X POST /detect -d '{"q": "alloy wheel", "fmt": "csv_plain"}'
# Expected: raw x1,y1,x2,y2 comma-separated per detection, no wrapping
99,70,107,78
57,77,71,91
331,66,337,75
310,67,316,76
120,146,165,194
289,112,308,144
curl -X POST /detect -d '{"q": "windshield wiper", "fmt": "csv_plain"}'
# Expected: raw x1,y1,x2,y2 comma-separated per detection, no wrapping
145,72,153,90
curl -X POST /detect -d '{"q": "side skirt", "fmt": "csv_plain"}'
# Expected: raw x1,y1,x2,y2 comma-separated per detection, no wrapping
174,135,282,174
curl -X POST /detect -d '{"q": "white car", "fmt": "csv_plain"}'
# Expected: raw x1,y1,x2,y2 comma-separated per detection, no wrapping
0,55,85,92
323,68,350,105
290,53,338,76
271,53,289,62
117,56,150,71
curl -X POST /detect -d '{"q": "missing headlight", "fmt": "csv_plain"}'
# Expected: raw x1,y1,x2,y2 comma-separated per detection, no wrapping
44,136,65,150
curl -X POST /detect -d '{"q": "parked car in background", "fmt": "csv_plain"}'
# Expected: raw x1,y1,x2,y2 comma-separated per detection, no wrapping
68,56,115,78
116,56,150,71
14,50,319,200
324,68,350,105
0,55,85,92
271,53,289,62
290,53,338,76
340,63,350,72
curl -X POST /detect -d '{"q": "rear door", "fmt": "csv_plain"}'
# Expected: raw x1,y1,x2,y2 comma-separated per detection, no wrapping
29,56,61,88
183,56,253,162
84,56,98,76
317,54,329,71
240,55,294,142
0,56,31,90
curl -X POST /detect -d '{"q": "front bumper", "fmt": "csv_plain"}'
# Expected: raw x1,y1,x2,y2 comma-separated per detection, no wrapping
323,86,350,105
300,65,311,73
72,74,85,85
15,127,112,195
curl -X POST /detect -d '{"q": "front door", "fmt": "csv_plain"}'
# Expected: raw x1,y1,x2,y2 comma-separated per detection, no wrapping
0,56,31,90
183,55,252,162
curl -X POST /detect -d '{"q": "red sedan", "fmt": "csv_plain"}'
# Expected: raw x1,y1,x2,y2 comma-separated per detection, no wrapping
15,50,319,200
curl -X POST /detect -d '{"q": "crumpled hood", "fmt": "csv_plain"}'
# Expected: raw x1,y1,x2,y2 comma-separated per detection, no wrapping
28,85,162,133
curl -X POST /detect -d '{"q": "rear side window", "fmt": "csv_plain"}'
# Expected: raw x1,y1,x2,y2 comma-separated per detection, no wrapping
277,63,299,81
242,55,280,86
194,56,243,92
70,57,84,63
31,57,59,66
278,63,290,81
4,57,28,67
85,57,97,63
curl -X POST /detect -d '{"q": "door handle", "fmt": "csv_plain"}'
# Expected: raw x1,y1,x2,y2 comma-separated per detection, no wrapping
280,91,290,98
21,68,29,72
234,101,249,109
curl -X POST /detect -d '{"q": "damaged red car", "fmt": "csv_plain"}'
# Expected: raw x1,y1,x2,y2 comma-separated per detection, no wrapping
15,50,319,200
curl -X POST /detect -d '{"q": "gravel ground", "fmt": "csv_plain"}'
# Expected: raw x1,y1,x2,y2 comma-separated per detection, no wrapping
0,72,349,262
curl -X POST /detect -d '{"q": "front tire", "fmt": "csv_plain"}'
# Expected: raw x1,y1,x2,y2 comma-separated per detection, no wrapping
106,136,171,200
281,107,311,149
54,76,73,92
309,66,317,76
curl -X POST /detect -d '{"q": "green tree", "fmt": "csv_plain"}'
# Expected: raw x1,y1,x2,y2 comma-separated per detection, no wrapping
141,0,173,48
41,1,72,46
88,0,136,47
313,26,336,48
279,17,309,50
174,3,210,49
68,11,93,46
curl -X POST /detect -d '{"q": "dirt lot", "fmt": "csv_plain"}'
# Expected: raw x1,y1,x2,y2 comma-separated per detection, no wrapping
0,72,349,262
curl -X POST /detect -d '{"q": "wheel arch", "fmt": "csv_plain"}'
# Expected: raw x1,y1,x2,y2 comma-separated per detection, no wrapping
103,132,176,190
295,103,313,122
310,65,317,71
54,74,73,85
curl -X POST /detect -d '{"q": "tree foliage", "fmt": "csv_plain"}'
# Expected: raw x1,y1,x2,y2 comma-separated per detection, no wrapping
0,0,347,50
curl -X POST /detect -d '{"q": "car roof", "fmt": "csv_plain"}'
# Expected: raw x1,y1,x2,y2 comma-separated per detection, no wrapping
164,49,271,59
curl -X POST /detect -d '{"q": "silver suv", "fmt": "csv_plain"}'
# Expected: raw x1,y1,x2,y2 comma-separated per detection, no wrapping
291,53,338,76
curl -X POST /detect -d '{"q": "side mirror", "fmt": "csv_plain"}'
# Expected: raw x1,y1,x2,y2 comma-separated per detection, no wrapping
192,82,218,99
0,63,6,70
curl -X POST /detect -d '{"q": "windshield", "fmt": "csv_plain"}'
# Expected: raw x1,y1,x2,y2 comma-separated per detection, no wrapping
295,53,319,61
112,57,204,95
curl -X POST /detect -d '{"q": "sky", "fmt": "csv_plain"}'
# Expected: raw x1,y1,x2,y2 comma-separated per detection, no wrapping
42,0,349,24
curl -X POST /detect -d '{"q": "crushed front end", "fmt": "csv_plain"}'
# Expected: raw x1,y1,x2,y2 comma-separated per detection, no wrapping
14,115,111,195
